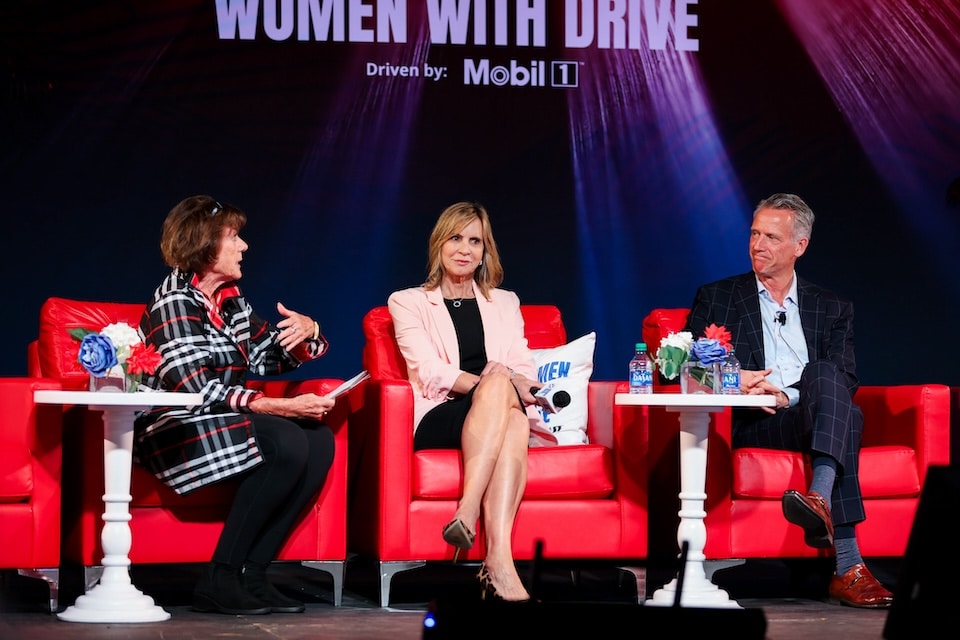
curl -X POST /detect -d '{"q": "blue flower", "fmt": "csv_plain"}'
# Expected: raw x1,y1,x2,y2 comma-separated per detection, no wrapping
77,333,119,377
690,338,727,366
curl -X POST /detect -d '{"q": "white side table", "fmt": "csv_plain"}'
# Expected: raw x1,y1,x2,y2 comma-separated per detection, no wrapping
34,389,201,623
615,392,776,608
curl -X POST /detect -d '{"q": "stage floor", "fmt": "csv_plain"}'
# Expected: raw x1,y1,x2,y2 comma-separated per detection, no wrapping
2,557,903,639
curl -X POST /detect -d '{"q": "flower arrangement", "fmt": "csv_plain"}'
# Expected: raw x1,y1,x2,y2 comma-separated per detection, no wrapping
69,322,161,392
655,323,733,392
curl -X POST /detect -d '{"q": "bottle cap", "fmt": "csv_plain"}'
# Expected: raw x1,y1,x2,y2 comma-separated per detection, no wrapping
636,342,646,350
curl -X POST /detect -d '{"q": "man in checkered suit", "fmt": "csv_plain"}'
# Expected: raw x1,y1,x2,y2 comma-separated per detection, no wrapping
684,193,893,609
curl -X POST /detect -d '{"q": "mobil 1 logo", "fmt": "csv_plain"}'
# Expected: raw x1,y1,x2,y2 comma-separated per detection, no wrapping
463,59,580,88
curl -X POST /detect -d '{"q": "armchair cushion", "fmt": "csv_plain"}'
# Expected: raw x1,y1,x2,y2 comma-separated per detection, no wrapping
413,445,615,499
531,331,596,445
731,446,920,499
858,446,920,497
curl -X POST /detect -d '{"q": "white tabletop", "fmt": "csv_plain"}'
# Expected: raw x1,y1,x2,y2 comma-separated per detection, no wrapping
615,392,776,408
35,389,202,407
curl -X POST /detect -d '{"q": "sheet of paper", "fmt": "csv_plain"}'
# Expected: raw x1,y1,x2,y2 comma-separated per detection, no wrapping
325,370,370,399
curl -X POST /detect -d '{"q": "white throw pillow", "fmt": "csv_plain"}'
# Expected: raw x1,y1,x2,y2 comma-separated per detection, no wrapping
531,331,596,446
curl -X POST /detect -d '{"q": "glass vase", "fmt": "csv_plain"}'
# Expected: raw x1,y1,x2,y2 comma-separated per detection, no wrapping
89,365,137,393
680,360,721,394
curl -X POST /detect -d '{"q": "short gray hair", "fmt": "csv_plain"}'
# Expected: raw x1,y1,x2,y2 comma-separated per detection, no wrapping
755,193,814,241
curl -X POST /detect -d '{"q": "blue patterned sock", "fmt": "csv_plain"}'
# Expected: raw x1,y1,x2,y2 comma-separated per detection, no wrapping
834,527,862,575
809,456,837,499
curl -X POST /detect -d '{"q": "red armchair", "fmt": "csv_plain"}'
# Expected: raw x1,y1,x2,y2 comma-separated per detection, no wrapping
0,377,64,613
347,305,649,607
641,308,951,565
30,297,349,605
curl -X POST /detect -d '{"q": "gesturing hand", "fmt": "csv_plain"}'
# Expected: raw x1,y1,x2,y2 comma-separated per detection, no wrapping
276,301,315,350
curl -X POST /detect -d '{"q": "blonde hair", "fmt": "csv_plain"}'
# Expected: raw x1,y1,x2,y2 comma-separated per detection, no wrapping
424,201,503,300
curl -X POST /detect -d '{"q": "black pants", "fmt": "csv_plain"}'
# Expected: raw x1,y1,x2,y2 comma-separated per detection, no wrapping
213,414,335,567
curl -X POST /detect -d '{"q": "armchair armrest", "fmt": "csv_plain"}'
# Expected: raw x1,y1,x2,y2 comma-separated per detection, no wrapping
248,378,342,397
856,384,951,473
586,381,617,448
347,379,417,557
0,377,64,568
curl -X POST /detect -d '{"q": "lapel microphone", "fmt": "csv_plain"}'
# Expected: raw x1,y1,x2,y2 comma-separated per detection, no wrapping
776,311,787,325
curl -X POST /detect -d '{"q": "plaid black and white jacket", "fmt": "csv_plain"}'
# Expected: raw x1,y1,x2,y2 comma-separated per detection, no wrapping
133,269,327,495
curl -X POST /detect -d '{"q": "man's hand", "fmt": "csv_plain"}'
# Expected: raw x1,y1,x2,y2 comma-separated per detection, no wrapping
751,378,789,414
739,368,773,393
739,368,786,414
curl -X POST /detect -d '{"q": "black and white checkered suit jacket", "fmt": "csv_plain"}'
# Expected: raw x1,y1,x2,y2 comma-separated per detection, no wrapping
684,271,859,397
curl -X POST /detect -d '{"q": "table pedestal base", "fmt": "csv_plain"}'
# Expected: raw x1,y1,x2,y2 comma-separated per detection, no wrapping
56,402,170,623
614,392,775,610
646,576,741,609
646,405,741,609
58,583,171,623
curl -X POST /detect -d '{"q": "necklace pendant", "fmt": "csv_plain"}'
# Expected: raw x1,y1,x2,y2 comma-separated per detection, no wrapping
452,299,462,308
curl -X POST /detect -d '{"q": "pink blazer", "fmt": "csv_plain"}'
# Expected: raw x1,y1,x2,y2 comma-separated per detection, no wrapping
387,283,555,445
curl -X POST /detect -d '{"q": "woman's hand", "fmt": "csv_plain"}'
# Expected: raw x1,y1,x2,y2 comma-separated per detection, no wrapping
249,393,335,420
485,361,539,406
276,301,317,350
511,373,539,406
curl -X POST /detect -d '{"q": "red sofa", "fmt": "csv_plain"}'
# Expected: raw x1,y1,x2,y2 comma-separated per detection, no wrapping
0,377,64,612
29,297,350,605
641,308,951,565
347,305,649,606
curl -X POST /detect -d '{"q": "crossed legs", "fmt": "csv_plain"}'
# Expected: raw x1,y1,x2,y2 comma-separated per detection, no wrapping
454,370,531,601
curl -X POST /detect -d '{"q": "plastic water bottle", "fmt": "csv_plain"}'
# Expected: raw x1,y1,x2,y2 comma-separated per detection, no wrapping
629,343,653,394
721,349,741,395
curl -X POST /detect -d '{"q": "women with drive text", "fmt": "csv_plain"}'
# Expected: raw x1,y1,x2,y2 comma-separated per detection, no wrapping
134,195,336,615
388,201,547,602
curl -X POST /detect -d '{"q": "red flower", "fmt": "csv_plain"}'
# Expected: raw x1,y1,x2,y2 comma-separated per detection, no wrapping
703,323,733,352
126,343,162,375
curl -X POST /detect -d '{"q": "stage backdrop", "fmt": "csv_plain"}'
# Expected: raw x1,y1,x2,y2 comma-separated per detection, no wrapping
3,0,959,389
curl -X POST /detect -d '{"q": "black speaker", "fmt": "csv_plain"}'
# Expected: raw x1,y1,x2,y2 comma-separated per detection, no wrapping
883,465,959,639
423,540,766,638
421,597,767,638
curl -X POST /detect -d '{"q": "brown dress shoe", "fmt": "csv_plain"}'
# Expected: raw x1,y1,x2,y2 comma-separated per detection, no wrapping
829,563,894,608
782,490,834,548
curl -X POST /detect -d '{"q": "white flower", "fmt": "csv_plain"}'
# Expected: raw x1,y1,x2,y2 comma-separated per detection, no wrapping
660,331,693,352
655,331,695,381
100,322,142,364
655,325,734,382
